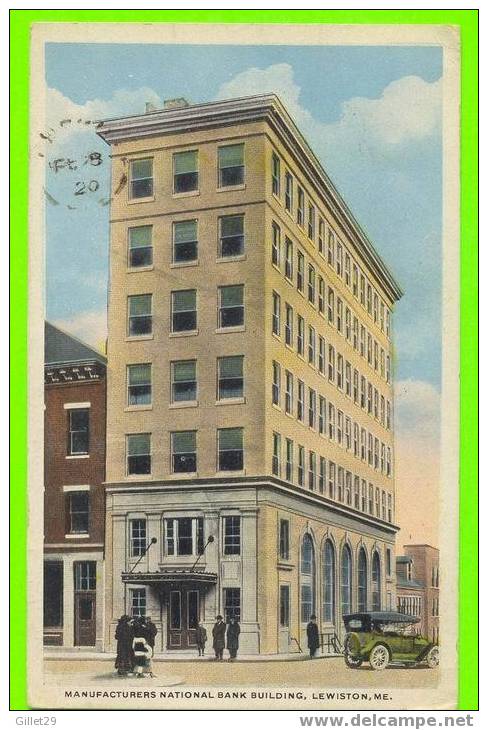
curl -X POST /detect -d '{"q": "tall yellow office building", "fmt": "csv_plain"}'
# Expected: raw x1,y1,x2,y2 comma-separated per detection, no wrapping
98,94,402,655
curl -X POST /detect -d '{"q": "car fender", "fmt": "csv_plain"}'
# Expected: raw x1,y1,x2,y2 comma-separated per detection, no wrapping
416,642,437,662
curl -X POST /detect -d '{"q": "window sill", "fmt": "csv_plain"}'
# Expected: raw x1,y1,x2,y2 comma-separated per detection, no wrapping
125,474,153,481
169,330,199,338
126,335,154,342
216,254,247,263
215,397,245,406
170,261,199,269
172,190,200,199
66,454,89,460
216,469,246,476
65,533,90,539
272,403,282,413
125,405,153,412
216,184,246,193
169,401,199,410
215,326,245,334
167,472,198,479
127,265,154,274
277,561,294,571
128,196,155,205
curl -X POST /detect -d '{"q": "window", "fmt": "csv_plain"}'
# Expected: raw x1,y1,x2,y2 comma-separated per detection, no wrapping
272,291,281,335
171,290,196,332
367,382,373,414
272,432,281,476
128,294,152,336
298,446,305,486
279,519,290,560
308,204,315,240
345,471,352,505
272,153,280,196
285,304,293,346
345,253,351,287
327,287,334,324
386,447,392,476
319,396,326,435
74,561,96,591
297,250,304,292
381,490,387,520
358,548,368,612
301,534,315,622
368,433,373,465
172,360,197,402
328,403,335,440
173,220,198,263
285,439,293,481
171,431,197,473
318,337,326,375
337,466,344,500
308,388,316,429
381,443,386,473
373,292,379,324
367,333,373,365
386,310,391,338
337,410,343,445
345,362,352,397
285,238,293,279
272,362,281,406
354,475,360,508
271,222,281,267
336,241,343,277
380,301,385,331
380,349,385,378
130,158,153,199
361,429,366,461
297,380,305,421
375,439,380,470
128,363,151,406
341,545,352,616
219,285,244,328
297,186,304,226
327,230,335,267
328,345,335,382
361,480,367,512
337,354,344,390
352,264,359,297
367,283,372,315
219,144,244,187
318,218,325,255
353,317,359,350
374,388,379,419
166,517,204,556
130,588,146,617
328,462,336,498
372,552,381,611
223,588,241,621
68,492,89,533
285,371,294,414
44,562,63,628
345,416,351,450
353,370,359,403
345,308,351,341
360,274,366,306
218,356,244,400
128,226,152,268
68,408,89,455
323,540,335,622
375,487,380,517
218,428,243,471
130,519,147,557
380,396,386,426
173,150,198,193
127,433,151,475
308,451,316,490
318,277,325,315
308,265,315,304
280,585,290,627
387,401,391,430
297,315,304,355
368,484,374,514
219,214,244,257
319,456,326,493
223,516,241,555
353,423,359,456
308,326,316,365
337,298,343,333
285,172,293,211
360,325,366,357
386,356,391,384
360,376,366,409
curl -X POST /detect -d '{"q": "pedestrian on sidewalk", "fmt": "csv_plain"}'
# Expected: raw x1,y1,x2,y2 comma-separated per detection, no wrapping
143,616,157,677
196,622,207,656
114,615,133,676
132,617,153,678
212,615,226,660
226,617,240,661
306,614,320,659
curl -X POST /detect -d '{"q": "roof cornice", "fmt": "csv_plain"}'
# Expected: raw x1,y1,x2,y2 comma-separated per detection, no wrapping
97,93,403,301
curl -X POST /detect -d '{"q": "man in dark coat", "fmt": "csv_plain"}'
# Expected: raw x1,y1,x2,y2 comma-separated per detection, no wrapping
306,614,320,658
226,617,241,661
212,615,226,660
144,616,158,649
196,622,207,656
114,615,134,675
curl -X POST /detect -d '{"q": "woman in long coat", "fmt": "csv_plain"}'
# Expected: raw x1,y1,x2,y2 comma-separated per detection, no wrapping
114,615,133,675
212,615,226,660
226,617,241,661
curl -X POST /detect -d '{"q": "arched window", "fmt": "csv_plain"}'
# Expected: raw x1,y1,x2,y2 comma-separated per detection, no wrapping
358,547,368,612
372,551,381,611
322,540,335,623
301,534,315,622
341,544,352,617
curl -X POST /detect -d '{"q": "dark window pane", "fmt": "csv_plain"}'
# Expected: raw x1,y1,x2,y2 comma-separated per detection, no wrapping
219,450,243,471
71,432,89,454
173,381,197,401
129,316,152,336
129,247,152,267
220,166,244,187
128,384,151,406
219,377,243,399
173,453,197,473
131,178,153,199
128,454,151,474
174,240,197,263
44,562,63,627
173,311,197,331
174,171,198,193
220,307,243,327
70,410,88,429
79,598,93,620
221,235,244,257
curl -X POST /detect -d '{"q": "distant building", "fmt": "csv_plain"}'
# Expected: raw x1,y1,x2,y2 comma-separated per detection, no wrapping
43,322,106,649
396,544,439,643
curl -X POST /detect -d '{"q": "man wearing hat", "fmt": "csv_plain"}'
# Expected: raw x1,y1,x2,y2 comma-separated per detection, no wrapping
306,614,320,658
212,615,226,660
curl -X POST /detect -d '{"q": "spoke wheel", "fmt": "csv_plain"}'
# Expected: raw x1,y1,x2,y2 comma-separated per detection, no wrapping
426,646,439,668
345,653,363,668
369,644,390,671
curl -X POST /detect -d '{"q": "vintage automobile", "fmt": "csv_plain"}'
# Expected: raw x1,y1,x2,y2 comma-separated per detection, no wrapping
343,611,439,671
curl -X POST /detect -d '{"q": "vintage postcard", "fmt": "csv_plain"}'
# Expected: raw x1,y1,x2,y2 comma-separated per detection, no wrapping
25,18,464,710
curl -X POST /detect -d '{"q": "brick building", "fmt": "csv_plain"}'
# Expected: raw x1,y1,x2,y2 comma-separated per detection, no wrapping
43,322,106,649
396,544,439,643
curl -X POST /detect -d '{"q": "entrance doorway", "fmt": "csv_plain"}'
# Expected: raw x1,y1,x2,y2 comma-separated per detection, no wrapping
167,587,200,649
73,561,97,646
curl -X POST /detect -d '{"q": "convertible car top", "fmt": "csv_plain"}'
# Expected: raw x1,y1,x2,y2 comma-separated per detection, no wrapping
343,611,420,625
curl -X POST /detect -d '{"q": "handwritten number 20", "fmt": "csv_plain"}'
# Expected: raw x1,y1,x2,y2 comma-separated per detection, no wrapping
74,180,99,195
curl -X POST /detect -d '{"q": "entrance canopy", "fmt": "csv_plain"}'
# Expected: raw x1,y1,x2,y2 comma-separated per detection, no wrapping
121,569,217,585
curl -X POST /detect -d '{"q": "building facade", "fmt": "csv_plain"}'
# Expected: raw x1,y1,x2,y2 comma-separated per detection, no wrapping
397,545,439,643
43,322,106,649
97,94,403,654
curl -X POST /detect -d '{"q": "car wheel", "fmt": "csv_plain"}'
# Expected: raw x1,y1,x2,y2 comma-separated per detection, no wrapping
345,653,363,668
426,646,439,668
369,644,390,671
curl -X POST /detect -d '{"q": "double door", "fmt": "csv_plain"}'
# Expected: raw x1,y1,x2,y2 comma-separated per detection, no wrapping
167,587,200,649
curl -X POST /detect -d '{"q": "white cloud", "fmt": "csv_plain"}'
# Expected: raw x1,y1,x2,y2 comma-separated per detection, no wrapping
52,310,107,354
394,378,441,443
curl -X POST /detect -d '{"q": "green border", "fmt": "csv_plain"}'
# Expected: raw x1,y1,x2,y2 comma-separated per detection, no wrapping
10,8,478,712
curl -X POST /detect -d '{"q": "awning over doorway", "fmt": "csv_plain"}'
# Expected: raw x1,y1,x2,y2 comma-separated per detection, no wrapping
121,569,217,585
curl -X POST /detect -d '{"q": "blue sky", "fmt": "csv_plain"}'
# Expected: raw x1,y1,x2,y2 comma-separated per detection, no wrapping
44,42,443,402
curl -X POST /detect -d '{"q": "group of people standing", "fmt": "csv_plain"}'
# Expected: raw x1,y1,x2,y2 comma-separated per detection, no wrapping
114,614,157,678
207,615,240,661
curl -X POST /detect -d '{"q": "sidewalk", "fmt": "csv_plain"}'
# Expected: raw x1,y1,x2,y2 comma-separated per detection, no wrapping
44,649,338,662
